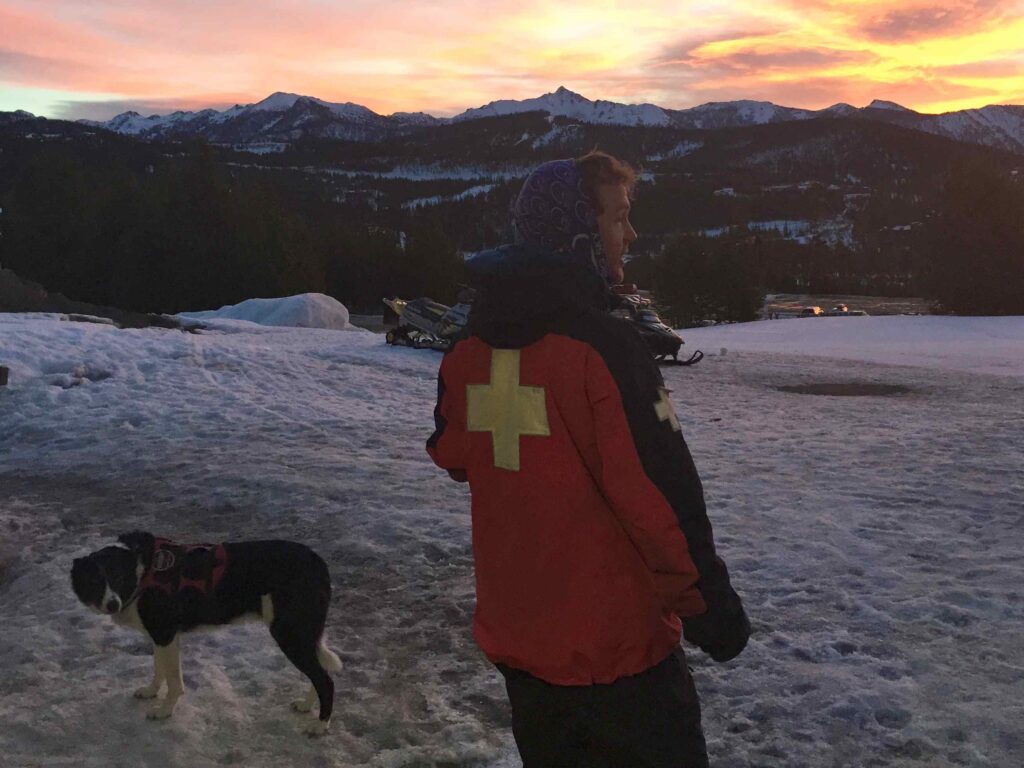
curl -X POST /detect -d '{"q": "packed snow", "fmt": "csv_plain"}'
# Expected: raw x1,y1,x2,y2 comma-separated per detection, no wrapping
1,306,1022,767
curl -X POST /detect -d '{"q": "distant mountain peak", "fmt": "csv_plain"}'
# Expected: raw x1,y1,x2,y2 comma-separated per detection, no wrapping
552,85,584,98
452,87,671,126
253,92,304,112
866,99,914,113
824,103,857,115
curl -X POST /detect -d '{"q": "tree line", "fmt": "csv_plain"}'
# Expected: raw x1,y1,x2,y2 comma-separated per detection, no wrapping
0,144,464,315
1,141,1020,322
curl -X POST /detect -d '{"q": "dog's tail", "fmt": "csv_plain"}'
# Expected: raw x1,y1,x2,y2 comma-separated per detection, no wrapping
317,638,343,673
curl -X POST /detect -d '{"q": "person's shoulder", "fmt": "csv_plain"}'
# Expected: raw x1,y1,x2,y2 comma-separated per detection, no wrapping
556,307,661,386
563,307,649,356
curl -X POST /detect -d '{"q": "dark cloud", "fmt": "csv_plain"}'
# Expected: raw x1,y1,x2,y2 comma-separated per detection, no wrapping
861,0,1012,42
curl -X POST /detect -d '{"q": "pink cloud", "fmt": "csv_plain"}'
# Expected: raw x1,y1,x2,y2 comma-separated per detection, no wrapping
859,0,1013,42
1,0,1021,118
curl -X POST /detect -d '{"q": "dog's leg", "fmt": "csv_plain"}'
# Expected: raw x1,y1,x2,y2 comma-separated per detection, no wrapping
146,637,185,720
270,623,334,736
133,646,165,699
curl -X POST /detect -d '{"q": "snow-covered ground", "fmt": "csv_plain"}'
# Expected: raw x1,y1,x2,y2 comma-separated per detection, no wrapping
1,308,1022,767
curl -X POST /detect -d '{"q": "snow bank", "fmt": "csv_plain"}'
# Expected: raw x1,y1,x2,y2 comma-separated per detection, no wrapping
179,293,355,331
684,315,1024,377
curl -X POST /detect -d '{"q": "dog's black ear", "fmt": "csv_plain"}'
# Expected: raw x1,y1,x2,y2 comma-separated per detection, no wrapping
117,531,155,554
71,556,103,604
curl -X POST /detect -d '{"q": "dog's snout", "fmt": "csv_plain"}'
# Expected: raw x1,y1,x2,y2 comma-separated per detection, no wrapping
105,599,120,613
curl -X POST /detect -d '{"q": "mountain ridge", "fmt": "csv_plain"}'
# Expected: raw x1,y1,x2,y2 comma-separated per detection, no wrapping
37,86,1024,154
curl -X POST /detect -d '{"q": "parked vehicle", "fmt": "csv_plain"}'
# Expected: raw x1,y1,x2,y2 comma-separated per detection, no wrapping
383,288,702,365
800,306,824,316
826,304,869,316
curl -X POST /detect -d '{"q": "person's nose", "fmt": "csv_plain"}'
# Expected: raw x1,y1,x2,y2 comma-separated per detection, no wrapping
625,221,638,245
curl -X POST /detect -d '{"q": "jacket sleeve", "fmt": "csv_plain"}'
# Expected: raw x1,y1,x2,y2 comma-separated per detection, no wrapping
583,324,750,663
426,351,469,472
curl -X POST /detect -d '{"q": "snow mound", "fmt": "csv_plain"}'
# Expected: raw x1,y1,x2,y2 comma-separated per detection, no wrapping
179,293,354,330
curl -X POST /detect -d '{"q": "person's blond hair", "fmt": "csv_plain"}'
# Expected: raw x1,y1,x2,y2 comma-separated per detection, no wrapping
574,151,637,211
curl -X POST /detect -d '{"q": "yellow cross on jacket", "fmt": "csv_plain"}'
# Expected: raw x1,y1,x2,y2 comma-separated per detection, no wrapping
466,349,550,471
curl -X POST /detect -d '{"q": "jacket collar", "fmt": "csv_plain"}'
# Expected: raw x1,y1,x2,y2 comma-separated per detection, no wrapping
465,243,614,348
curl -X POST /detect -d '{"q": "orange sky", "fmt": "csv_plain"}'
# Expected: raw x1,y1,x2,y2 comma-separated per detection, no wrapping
2,0,1023,119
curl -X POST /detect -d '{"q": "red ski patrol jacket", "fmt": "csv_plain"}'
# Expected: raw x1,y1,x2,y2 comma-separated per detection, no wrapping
427,246,748,685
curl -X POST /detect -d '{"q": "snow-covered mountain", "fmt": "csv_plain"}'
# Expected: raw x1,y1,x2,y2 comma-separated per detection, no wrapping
668,99,816,129
81,91,443,144
865,99,915,113
71,87,1024,153
0,109,37,126
452,86,671,127
918,106,1024,154
846,100,1024,153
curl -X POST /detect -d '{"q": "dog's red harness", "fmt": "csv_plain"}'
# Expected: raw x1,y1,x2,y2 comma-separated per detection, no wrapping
138,538,229,596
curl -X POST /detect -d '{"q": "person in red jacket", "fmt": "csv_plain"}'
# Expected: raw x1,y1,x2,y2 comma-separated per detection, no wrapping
427,151,749,767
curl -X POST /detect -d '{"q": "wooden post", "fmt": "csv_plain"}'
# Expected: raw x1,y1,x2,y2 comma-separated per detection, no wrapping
0,366,8,386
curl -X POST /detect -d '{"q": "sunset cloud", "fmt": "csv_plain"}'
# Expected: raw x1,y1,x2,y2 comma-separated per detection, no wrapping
859,0,1012,43
0,0,1021,119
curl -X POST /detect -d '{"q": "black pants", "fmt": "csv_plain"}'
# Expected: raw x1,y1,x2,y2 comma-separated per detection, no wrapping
498,649,709,768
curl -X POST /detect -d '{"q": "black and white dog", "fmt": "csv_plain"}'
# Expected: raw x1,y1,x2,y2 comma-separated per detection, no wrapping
70,531,341,735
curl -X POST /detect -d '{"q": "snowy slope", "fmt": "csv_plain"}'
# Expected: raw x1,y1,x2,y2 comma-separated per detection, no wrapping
1,309,1023,767
921,105,1024,154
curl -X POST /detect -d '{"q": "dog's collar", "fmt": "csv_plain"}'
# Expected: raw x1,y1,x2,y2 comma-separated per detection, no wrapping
120,537,168,609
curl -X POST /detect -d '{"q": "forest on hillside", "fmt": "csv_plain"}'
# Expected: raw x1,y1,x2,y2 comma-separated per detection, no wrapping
1,115,1021,319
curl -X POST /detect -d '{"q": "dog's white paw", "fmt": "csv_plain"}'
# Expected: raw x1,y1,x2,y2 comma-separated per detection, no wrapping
291,697,315,713
291,686,318,713
146,702,177,720
134,684,160,700
303,719,330,737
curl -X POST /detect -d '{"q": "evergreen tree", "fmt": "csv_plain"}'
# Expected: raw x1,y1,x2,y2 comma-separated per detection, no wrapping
925,160,1024,315
652,234,765,327
400,217,464,304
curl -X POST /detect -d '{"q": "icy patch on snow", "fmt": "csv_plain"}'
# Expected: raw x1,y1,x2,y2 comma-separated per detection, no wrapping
178,294,357,331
